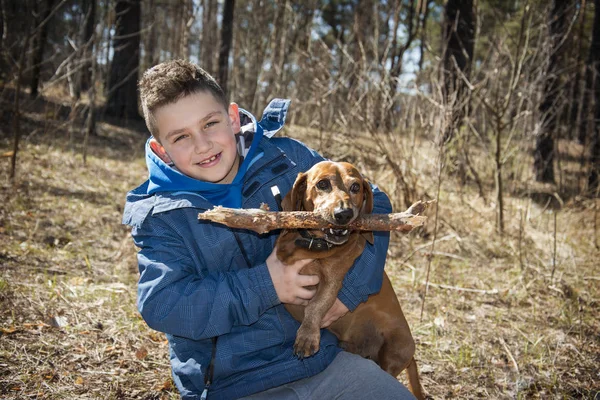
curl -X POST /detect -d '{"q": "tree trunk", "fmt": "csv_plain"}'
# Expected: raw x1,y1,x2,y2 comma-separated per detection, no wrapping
105,0,141,120
80,0,96,94
10,30,34,180
217,0,234,98
441,0,475,142
535,0,570,183
418,0,433,73
588,0,600,192
389,0,418,96
350,0,372,94
0,0,9,79
29,0,56,98
180,0,194,60
568,0,586,132
265,0,288,99
200,0,218,75
143,0,158,70
83,7,98,165
386,0,419,130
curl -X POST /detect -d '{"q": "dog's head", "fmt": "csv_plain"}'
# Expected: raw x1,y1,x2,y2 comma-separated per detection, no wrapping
282,161,374,246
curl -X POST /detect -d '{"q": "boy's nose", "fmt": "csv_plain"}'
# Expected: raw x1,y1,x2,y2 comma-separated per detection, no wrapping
193,133,212,154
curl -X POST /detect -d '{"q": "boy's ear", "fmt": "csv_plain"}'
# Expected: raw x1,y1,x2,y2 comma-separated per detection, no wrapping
149,138,172,164
228,102,241,133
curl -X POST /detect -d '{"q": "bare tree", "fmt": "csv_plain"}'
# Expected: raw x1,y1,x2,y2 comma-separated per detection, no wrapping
588,0,600,192
105,0,141,120
349,0,373,93
418,0,433,73
534,0,571,183
470,3,535,235
441,0,475,143
265,0,289,100
385,0,421,129
569,0,587,132
10,33,33,180
217,0,235,97
80,0,96,94
83,1,99,165
29,0,57,98
200,0,218,75
180,0,195,60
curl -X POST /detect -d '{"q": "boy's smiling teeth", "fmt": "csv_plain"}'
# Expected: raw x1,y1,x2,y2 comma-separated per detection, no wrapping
199,153,219,165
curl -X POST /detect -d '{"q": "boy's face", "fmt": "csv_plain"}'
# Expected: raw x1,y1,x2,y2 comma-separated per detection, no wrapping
151,91,241,184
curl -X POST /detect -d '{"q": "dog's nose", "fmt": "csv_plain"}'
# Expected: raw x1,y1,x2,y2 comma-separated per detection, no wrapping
333,208,354,225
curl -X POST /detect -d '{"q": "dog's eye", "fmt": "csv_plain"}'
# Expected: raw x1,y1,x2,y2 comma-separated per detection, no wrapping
350,183,360,193
316,180,330,190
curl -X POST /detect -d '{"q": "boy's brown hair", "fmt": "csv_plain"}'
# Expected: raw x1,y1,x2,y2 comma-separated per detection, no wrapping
138,59,228,139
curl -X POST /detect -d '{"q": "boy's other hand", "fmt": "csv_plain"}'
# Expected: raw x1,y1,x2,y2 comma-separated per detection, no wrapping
266,247,318,306
321,298,349,328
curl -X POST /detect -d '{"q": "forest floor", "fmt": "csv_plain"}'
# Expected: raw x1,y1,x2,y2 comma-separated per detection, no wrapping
0,93,599,399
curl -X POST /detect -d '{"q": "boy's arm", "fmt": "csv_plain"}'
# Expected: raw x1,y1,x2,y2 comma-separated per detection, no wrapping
337,185,392,311
134,217,280,341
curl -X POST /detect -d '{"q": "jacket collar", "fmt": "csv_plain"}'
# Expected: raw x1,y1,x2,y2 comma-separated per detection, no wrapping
122,136,296,228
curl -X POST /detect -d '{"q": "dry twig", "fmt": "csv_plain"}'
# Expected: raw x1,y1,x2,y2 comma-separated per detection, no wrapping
197,200,434,234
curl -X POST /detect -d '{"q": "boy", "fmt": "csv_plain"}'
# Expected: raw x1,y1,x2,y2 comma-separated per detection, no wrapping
123,60,414,399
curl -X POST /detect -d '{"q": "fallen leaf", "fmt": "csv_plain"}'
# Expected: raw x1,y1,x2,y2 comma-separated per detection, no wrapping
75,376,84,385
42,371,57,381
148,331,163,342
23,322,49,329
135,346,148,360
1,326,17,334
156,379,173,391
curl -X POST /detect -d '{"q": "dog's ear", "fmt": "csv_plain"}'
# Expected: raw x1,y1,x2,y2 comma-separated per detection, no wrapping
282,172,307,211
360,179,375,244
361,179,374,214
361,231,375,245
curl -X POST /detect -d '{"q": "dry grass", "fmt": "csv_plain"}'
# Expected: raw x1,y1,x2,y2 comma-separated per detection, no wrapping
0,97,598,399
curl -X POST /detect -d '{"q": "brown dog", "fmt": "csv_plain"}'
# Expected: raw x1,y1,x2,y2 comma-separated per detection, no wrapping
276,160,425,399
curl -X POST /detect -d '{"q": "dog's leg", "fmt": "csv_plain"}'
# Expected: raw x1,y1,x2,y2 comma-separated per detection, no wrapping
405,357,425,400
378,330,415,377
294,278,342,358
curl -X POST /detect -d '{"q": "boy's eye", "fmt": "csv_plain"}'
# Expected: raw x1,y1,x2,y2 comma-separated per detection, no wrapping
174,134,187,143
205,120,219,129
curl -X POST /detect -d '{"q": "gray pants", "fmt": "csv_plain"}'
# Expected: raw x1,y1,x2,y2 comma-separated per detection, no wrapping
239,351,415,400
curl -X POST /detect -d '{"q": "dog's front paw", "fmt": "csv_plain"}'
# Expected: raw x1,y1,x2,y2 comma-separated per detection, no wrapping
294,325,320,359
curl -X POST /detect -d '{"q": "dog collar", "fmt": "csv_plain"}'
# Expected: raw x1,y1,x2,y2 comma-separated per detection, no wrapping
295,229,334,252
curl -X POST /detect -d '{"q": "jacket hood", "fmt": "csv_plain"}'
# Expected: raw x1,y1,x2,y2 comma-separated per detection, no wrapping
145,108,263,208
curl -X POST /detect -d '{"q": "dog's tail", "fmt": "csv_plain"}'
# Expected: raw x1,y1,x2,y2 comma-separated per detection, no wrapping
405,357,426,400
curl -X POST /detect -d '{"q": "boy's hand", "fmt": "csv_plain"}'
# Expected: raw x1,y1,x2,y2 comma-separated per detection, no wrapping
266,247,318,306
321,298,349,328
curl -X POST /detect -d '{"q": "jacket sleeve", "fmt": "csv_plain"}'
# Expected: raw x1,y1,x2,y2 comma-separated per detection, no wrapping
337,185,392,311
133,216,281,341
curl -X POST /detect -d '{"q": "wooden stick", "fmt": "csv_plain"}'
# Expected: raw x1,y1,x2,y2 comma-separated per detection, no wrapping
197,200,433,234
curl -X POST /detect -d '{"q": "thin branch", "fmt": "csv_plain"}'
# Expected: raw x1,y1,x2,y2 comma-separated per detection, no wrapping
197,201,433,235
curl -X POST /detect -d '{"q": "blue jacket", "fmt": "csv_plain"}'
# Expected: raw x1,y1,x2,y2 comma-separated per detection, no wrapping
122,100,392,399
